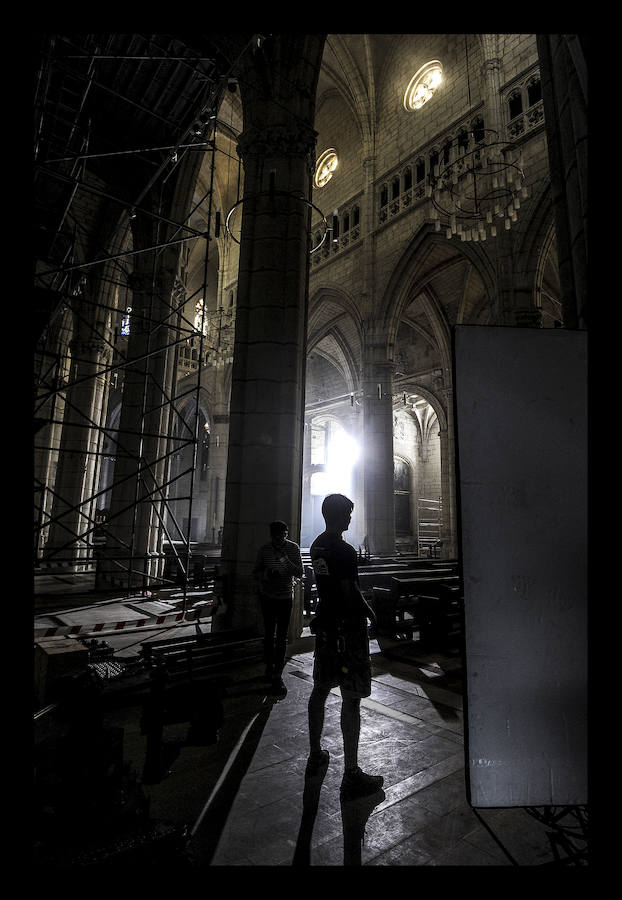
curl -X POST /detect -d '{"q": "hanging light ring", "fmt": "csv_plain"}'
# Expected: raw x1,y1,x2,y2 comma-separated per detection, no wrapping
225,190,330,254
430,130,525,226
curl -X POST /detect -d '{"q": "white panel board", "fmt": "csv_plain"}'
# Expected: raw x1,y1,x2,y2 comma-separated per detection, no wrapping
453,325,587,807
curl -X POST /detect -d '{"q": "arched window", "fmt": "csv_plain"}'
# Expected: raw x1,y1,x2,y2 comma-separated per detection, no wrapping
403,167,412,191
394,457,413,536
442,138,452,165
415,158,425,183
314,149,339,187
457,129,469,152
380,184,388,207
474,118,485,142
403,60,443,110
429,148,439,175
121,307,131,336
352,205,360,227
391,176,400,200
331,213,340,241
508,89,523,120
200,421,210,481
194,299,207,335
343,212,350,233
527,76,542,107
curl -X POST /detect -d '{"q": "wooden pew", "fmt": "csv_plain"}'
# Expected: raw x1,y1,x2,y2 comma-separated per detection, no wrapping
358,568,454,593
139,629,264,783
371,575,462,649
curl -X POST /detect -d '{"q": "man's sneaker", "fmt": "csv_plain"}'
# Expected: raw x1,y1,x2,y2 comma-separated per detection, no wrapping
305,749,329,776
340,767,384,799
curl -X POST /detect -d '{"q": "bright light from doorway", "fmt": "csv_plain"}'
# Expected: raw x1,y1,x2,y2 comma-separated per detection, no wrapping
310,429,360,497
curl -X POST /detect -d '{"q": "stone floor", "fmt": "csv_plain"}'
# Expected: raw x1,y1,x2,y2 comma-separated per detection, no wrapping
93,636,586,870
33,576,589,871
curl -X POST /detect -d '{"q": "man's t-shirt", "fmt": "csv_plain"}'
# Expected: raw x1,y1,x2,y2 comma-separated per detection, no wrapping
310,530,371,697
310,531,364,632
253,539,303,601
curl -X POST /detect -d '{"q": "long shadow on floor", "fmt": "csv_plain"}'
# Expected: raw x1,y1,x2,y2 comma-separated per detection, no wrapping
184,693,277,867
293,754,387,867
292,757,330,866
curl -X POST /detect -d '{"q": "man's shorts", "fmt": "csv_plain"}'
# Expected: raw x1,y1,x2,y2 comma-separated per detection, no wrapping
312,627,371,699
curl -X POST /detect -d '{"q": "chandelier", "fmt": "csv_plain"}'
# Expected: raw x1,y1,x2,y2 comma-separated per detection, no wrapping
427,129,528,242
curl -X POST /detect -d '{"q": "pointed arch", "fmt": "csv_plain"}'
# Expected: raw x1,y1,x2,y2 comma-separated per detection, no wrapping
380,223,497,349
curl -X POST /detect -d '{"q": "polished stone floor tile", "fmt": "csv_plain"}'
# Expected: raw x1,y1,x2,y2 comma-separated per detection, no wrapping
428,836,511,865
365,834,434,866
361,799,443,858
463,807,561,866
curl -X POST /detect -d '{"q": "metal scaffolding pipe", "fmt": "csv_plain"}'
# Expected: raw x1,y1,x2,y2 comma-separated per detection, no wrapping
34,34,236,606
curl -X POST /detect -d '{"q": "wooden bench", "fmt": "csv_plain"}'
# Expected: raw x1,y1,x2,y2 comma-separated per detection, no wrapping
141,628,264,678
358,568,454,591
371,576,462,648
139,629,264,783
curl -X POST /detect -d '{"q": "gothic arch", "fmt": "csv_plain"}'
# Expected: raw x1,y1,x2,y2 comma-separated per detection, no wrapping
309,283,365,335
174,386,213,433
308,285,364,393
396,383,447,432
380,223,497,349
512,181,557,315
319,35,374,156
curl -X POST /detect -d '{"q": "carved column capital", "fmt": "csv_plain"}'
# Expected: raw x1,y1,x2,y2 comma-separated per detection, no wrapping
237,123,318,172
482,57,502,75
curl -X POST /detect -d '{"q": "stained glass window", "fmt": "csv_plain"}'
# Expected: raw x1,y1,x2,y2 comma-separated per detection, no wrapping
404,61,443,111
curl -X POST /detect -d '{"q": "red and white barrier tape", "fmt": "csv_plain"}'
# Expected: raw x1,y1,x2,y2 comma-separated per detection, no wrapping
34,605,213,638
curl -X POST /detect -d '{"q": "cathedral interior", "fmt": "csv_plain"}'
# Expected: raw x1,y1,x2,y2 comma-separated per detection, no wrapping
33,34,588,872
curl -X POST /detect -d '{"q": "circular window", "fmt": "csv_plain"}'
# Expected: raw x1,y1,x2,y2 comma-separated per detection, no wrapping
314,149,339,187
404,60,443,111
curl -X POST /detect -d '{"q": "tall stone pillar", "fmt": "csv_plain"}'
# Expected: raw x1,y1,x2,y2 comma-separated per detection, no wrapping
206,409,230,545
439,386,458,559
99,241,180,589
43,329,110,571
480,35,504,139
362,350,395,557
536,34,587,330
213,35,325,632
301,418,314,548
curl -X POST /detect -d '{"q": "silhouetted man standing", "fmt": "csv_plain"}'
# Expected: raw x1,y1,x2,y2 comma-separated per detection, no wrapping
253,521,303,694
307,494,384,799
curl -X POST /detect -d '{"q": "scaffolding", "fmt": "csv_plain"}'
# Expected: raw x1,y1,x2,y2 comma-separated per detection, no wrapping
33,34,249,610
417,496,443,557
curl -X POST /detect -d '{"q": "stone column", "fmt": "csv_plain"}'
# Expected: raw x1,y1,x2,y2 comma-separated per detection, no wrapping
536,34,587,330
43,324,109,572
99,247,179,588
215,130,316,630
213,36,325,631
35,313,71,558
206,410,230,545
301,418,314,548
480,35,504,139
439,386,458,560
362,350,395,557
